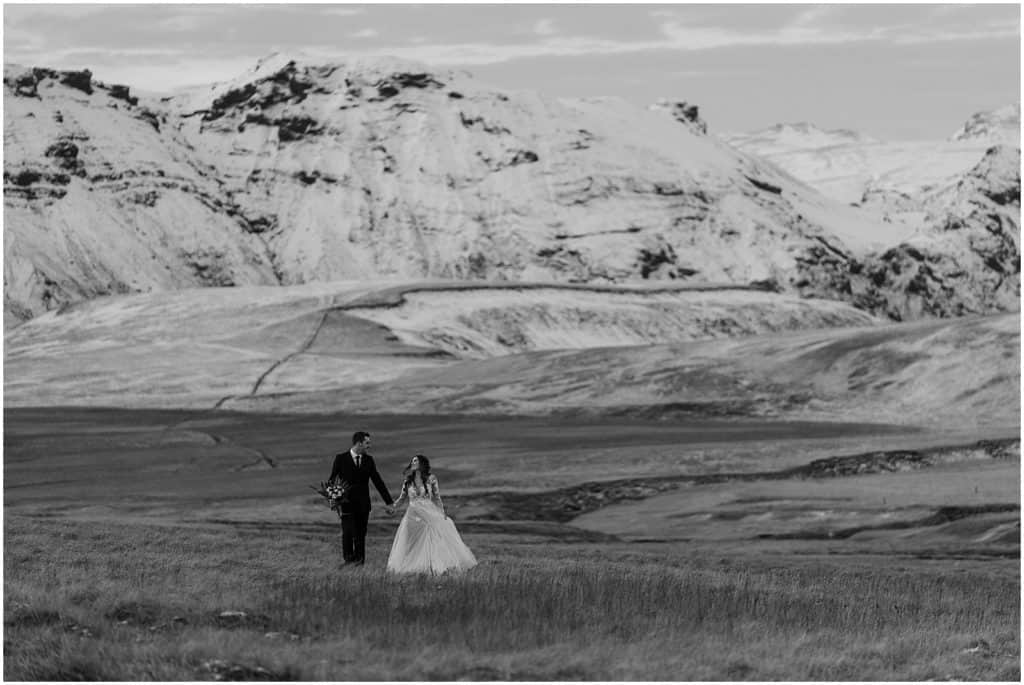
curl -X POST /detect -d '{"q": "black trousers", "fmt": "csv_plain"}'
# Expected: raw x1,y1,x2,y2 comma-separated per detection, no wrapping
340,510,370,562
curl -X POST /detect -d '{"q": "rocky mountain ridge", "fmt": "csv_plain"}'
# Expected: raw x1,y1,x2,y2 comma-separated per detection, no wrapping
724,122,877,155
3,57,1018,327
798,145,1020,320
722,107,1020,320
722,105,1020,203
949,104,1021,144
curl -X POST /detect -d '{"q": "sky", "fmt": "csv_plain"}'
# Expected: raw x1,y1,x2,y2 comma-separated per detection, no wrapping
3,2,1020,139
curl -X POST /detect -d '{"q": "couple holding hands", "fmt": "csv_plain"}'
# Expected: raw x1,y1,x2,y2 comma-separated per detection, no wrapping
325,431,477,575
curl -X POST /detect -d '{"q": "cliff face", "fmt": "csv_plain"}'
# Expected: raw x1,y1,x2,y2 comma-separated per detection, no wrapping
3,57,1017,327
796,146,1020,320
3,64,280,325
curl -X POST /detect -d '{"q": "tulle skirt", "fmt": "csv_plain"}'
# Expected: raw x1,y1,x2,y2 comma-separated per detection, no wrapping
387,499,478,575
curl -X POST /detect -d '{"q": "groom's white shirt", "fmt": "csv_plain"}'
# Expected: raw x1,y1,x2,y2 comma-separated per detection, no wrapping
350,448,360,468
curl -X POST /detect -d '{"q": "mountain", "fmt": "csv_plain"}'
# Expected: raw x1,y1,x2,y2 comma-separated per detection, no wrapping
949,104,1021,144
4,57,908,326
724,122,877,156
721,116,1015,206
4,58,1018,331
722,108,1020,319
797,145,1020,320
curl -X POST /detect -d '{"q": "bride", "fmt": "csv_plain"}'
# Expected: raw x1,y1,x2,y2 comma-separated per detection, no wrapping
387,455,477,575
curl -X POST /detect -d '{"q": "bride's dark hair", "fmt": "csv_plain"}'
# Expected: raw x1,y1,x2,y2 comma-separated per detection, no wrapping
403,454,431,492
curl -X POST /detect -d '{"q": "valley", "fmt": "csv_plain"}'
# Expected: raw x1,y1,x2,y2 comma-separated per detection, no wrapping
3,51,1019,681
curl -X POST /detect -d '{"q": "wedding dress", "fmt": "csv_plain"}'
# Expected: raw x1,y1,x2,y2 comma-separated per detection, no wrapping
386,474,477,575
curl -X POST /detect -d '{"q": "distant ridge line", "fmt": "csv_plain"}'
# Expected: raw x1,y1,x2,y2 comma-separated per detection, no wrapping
336,280,780,310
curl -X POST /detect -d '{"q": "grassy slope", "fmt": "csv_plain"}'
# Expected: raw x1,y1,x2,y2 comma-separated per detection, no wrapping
4,516,1019,681
4,283,1019,679
228,311,1020,431
4,408,1020,680
3,280,882,407
6,282,1017,430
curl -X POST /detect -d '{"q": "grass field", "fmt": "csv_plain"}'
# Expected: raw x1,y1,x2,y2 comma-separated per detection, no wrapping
4,408,1020,680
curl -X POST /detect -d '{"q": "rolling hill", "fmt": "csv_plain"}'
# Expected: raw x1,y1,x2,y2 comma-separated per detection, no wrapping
5,280,1016,431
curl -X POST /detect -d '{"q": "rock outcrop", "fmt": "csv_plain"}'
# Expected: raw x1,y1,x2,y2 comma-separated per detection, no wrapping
648,99,708,135
798,146,1020,320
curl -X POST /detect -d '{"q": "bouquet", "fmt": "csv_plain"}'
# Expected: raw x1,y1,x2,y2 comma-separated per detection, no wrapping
310,480,351,515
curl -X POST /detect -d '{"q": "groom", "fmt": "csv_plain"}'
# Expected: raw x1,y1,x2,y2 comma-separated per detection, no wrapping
328,431,394,566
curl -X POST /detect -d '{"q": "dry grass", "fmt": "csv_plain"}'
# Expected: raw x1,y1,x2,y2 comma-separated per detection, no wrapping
4,408,1019,680
4,515,1018,681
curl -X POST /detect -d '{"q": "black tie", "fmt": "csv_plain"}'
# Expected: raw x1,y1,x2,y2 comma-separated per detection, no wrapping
355,454,361,469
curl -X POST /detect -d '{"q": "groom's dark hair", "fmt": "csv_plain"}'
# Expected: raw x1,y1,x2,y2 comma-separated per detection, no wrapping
352,431,371,445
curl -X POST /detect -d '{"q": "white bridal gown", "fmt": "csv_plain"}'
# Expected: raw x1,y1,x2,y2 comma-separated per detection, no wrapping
387,474,477,575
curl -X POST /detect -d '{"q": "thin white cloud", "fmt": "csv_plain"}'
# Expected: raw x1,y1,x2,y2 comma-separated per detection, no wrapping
321,7,366,17
890,22,1021,45
787,5,837,31
10,47,195,64
533,18,557,37
5,5,1018,92
156,14,212,33
928,4,978,19
11,11,1019,79
4,5,110,21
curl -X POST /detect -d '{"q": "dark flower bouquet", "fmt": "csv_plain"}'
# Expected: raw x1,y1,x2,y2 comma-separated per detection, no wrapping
310,480,351,516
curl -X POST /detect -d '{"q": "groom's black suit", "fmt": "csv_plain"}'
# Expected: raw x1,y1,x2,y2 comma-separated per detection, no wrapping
329,450,393,564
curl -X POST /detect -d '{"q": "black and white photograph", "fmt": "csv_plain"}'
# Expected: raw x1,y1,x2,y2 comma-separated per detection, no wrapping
3,1,1020,680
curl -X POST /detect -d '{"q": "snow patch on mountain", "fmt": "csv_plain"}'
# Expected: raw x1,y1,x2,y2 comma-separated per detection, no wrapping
4,55,909,326
723,106,1019,205
345,286,879,359
797,146,1020,320
949,104,1021,144
725,122,877,156
4,57,1016,329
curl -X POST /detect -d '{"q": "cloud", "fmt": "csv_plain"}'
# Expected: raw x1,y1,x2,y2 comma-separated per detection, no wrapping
533,18,557,37
4,4,1018,92
928,4,978,19
787,5,837,31
889,21,1021,45
4,5,110,22
321,7,366,17
156,13,214,33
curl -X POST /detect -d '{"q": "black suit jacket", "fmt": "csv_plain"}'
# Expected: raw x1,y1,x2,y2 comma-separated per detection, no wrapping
328,450,393,514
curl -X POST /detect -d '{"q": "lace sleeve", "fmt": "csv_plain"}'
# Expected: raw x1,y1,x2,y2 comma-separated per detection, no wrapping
393,480,408,507
428,474,444,514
